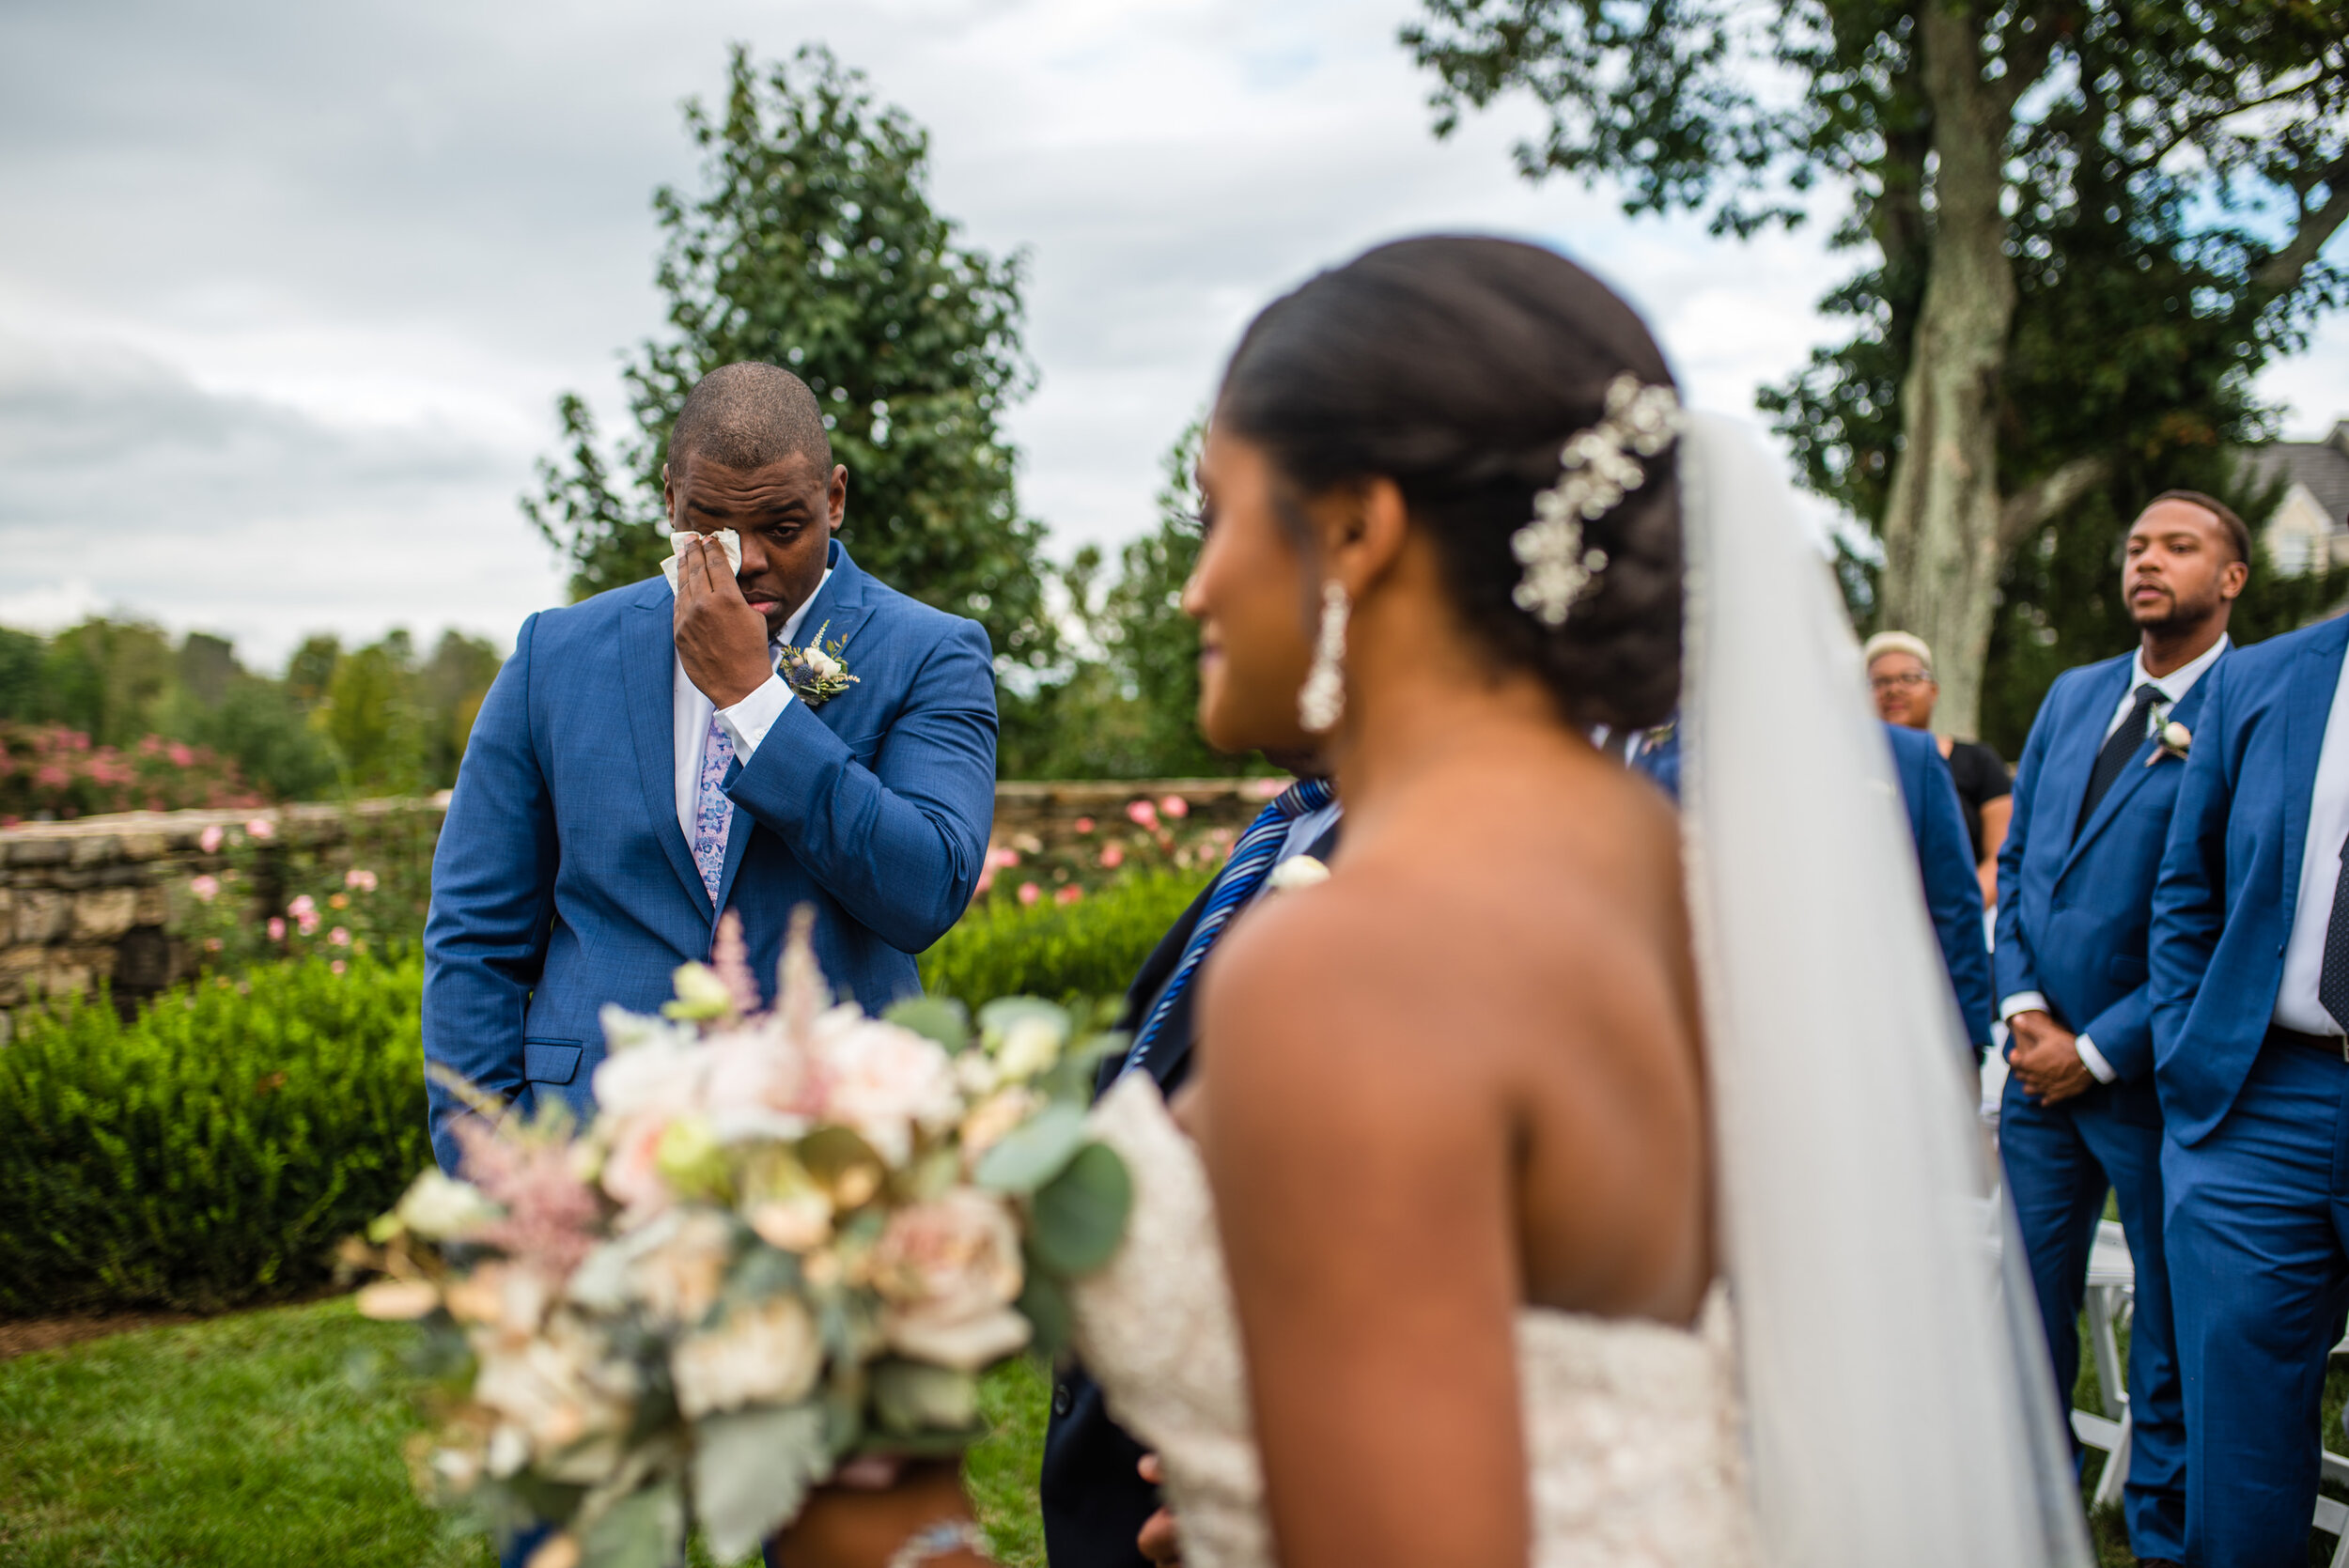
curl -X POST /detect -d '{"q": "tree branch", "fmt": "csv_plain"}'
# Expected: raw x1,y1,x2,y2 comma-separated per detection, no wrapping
2252,152,2349,302
1999,452,2113,549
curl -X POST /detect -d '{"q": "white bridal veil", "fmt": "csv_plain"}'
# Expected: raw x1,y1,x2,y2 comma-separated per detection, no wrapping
1677,413,2093,1567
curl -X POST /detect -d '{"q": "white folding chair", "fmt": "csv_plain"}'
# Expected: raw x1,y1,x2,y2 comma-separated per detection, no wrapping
2068,1219,2136,1513
2313,1332,2349,1568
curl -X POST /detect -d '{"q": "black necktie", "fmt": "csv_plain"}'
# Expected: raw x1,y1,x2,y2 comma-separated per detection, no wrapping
2077,683,2161,836
2319,832,2349,1033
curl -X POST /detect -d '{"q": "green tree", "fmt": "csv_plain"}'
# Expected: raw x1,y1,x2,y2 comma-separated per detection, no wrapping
525,43,1055,677
42,619,177,746
414,629,502,788
315,632,427,796
1000,423,1260,780
1405,1,2349,735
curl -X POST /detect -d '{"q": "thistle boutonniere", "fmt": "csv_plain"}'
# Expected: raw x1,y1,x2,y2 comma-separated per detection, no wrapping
777,620,859,706
2146,702,2191,766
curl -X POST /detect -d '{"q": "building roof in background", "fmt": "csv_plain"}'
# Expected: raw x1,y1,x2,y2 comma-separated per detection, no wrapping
2238,421,2349,530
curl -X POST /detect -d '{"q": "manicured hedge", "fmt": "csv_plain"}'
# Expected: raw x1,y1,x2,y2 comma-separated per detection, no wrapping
1,875,1209,1317
0,957,430,1315
920,870,1207,1015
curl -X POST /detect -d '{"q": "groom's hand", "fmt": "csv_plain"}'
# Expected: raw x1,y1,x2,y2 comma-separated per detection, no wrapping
674,535,774,709
2007,1011,2092,1106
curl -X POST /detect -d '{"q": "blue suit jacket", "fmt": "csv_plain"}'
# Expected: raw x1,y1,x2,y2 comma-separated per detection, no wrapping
1997,651,2219,1094
2152,613,2349,1145
422,540,998,1172
1886,722,1996,1055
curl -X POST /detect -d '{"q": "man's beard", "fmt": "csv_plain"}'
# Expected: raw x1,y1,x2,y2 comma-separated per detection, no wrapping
2133,589,2218,636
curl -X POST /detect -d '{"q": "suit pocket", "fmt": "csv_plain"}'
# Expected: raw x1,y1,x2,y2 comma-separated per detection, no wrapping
523,1038,584,1085
2105,955,2148,986
839,731,886,764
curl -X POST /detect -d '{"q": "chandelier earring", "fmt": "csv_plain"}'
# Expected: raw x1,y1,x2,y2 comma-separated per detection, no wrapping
1298,579,1350,734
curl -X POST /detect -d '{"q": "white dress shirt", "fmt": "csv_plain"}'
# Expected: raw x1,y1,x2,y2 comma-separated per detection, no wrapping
2273,645,2349,1036
671,568,832,848
1999,633,2231,1081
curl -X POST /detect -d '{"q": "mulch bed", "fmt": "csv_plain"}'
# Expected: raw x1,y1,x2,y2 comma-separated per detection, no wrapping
0,1287,350,1360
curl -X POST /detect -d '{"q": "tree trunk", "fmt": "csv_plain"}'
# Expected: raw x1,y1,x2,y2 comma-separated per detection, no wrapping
1875,5,2016,740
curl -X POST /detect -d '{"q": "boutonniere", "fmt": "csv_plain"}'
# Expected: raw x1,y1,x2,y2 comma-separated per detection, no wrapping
777,620,860,706
1265,855,1331,893
2146,704,2190,766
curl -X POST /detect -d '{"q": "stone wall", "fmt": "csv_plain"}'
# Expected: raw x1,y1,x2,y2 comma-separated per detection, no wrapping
0,779,1274,1040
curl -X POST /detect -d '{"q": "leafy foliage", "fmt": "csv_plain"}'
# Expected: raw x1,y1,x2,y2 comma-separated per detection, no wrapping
0,956,432,1314
0,724,262,823
919,868,1208,1014
1406,1,2349,728
526,44,1055,676
1003,422,1258,780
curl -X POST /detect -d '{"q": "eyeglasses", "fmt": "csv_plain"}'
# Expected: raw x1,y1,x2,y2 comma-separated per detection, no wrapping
1870,672,1934,691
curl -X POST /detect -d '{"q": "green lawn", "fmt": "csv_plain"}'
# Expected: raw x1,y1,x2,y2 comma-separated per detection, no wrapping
0,1296,1050,1568
8,1295,2345,1567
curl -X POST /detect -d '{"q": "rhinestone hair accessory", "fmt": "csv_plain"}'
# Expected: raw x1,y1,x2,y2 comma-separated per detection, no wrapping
1510,373,1684,627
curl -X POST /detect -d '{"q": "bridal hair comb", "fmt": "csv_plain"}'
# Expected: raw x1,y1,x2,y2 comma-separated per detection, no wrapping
1510,374,1683,627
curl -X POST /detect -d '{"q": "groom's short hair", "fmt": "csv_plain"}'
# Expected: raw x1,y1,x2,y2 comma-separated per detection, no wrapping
669,363,834,474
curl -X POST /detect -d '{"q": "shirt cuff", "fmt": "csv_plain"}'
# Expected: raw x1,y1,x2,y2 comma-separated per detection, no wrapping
2075,1034,2119,1084
1999,991,2051,1023
715,675,794,760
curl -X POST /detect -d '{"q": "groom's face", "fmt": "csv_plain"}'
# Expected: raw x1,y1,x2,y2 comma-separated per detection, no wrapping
664,448,847,632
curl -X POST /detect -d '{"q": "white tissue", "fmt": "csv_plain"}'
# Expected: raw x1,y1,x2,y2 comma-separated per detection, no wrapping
661,528,742,590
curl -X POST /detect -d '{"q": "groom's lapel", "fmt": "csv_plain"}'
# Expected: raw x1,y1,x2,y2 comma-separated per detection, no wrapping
623,588,714,915
710,542,878,916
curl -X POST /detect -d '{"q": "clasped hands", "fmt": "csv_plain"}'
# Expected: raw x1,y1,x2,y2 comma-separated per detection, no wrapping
2005,1010,2095,1106
673,533,776,710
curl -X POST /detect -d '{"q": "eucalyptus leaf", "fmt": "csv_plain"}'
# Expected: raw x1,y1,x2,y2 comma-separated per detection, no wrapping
692,1403,831,1561
1029,1141,1133,1276
977,995,1071,1044
973,1101,1089,1194
1016,1260,1074,1360
578,1479,684,1568
884,995,970,1052
871,1359,983,1434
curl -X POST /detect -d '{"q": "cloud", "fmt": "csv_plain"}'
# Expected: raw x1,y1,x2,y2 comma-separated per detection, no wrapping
0,331,560,663
0,0,2340,661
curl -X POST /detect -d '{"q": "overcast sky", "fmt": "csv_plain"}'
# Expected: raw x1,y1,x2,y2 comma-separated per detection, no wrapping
4,0,2345,669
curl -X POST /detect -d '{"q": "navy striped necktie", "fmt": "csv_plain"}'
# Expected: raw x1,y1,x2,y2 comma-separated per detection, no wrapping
1122,777,1334,1076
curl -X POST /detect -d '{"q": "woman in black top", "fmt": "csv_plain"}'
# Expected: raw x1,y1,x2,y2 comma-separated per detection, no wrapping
1864,631,2012,910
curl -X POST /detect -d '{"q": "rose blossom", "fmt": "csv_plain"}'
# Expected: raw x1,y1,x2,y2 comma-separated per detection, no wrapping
329,925,351,946
330,959,347,974
1097,843,1125,870
814,1013,961,1168
671,1295,825,1418
1073,816,1096,834
189,875,221,904
1054,885,1082,906
245,816,275,840
346,867,379,892
198,824,225,854
1159,794,1190,819
1017,881,1041,906
267,917,287,941
1126,800,1159,831
871,1190,1031,1370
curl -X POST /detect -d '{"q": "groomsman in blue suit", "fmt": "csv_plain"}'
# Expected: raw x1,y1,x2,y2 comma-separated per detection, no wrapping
2153,522,2349,1564
1998,491,2248,1565
423,361,998,1172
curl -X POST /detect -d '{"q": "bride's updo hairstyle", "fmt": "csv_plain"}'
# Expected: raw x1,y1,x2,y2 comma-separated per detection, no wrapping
1214,236,1682,731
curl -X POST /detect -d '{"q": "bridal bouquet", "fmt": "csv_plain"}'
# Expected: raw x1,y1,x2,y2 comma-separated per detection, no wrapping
347,911,1130,1566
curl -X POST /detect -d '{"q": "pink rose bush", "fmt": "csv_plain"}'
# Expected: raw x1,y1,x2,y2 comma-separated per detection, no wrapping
350,909,1131,1564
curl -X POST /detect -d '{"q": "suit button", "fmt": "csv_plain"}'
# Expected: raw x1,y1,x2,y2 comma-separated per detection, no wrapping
1052,1383,1072,1417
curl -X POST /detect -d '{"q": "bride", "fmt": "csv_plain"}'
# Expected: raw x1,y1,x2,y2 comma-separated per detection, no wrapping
775,237,2090,1568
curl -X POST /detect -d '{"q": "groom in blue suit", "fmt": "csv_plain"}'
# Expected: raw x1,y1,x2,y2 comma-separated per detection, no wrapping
423,363,997,1174
1996,492,2247,1566
2153,544,2349,1562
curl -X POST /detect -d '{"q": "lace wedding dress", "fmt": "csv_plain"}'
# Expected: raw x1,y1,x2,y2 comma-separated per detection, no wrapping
1070,1073,1762,1568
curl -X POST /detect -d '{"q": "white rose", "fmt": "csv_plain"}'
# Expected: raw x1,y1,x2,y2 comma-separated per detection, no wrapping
671,1295,824,1418
2161,721,2192,752
395,1170,499,1239
803,645,842,681
872,1190,1031,1371
996,1016,1064,1079
471,1311,636,1483
627,1208,735,1328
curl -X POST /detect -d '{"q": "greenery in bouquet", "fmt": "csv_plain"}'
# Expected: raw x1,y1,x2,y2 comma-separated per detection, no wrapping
169,809,437,973
346,910,1132,1567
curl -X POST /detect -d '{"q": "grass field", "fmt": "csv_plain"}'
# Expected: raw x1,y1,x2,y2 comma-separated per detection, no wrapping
0,1297,1050,1568
6,1295,2346,1566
